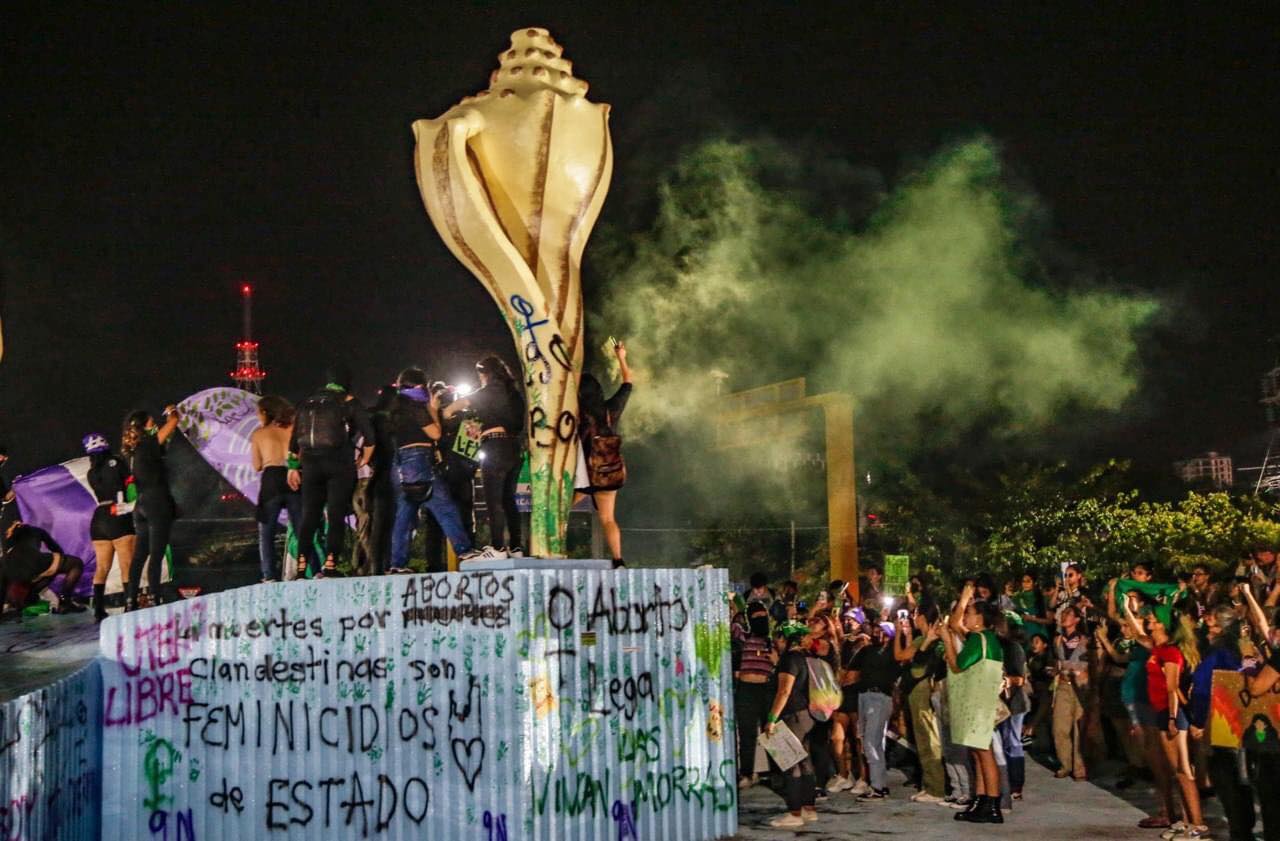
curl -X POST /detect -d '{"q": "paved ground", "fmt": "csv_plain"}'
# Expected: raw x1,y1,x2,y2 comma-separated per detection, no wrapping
734,757,1218,840
0,609,99,702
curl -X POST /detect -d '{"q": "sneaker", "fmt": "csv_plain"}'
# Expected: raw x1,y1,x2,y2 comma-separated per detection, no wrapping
947,797,972,810
849,779,871,796
1161,822,1188,840
801,808,818,823
814,787,829,802
1138,816,1171,829
260,577,278,584
827,775,854,793
506,548,526,558
1172,827,1211,840
459,546,508,562
910,792,947,804
858,787,888,800
768,814,805,828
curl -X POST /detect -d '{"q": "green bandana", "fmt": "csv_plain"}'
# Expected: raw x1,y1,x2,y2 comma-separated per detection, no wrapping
324,382,346,393
779,621,810,642
1115,579,1181,603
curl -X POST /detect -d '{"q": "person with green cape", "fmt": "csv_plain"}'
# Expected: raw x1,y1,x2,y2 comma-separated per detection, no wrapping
941,581,1006,824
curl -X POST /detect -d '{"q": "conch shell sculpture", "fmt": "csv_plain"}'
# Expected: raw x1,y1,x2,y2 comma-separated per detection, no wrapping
413,28,613,557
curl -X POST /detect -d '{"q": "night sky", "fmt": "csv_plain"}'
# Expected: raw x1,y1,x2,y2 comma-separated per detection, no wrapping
2,3,1277,478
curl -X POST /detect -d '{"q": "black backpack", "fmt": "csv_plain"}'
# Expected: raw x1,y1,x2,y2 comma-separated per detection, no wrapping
295,391,349,451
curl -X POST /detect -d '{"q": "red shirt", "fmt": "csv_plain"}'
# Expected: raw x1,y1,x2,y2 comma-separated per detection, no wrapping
1146,644,1184,712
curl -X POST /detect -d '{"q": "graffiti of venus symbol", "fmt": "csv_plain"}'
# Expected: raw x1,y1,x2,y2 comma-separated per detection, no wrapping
413,27,613,557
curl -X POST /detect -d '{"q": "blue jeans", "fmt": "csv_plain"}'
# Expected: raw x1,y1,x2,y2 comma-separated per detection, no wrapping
390,447,473,570
859,691,893,791
258,490,303,579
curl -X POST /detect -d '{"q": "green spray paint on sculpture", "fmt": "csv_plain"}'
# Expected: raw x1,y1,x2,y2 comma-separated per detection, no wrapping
414,28,613,556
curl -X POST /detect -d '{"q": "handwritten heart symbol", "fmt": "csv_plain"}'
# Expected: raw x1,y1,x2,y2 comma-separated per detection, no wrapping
452,736,486,791
694,622,729,675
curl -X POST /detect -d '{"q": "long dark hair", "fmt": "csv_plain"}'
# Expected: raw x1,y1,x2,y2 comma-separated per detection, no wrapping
579,372,606,424
475,355,517,390
257,395,295,427
121,410,152,456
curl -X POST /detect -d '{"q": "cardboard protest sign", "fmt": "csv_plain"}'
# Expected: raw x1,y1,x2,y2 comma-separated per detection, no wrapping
1209,669,1280,753
883,554,910,596
452,418,482,462
758,720,807,771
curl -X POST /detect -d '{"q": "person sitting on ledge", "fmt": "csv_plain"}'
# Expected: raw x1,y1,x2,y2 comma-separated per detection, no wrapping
1,519,86,616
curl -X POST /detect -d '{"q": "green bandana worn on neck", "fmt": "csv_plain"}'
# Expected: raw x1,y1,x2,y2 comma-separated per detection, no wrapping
324,382,346,393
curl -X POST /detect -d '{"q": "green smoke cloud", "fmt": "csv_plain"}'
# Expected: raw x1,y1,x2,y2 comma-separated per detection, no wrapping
590,136,1157,454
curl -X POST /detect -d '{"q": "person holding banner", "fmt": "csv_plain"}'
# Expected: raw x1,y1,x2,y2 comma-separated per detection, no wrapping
83,432,135,620
122,407,179,609
764,620,821,828
1124,599,1207,840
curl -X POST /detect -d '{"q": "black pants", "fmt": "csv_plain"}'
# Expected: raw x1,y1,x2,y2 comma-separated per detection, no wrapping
299,449,356,573
365,476,394,575
426,457,474,572
1251,754,1280,841
735,682,772,780
129,497,174,603
479,437,521,551
810,719,835,787
1210,748,1255,841
781,710,817,812
24,553,84,601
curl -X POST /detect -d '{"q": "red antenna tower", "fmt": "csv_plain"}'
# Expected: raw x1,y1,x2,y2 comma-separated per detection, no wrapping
231,283,265,393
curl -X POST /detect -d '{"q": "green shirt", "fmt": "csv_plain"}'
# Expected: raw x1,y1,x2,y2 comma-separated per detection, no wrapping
956,629,1004,671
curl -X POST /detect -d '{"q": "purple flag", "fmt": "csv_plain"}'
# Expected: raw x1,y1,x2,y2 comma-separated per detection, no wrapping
13,458,99,597
177,387,263,504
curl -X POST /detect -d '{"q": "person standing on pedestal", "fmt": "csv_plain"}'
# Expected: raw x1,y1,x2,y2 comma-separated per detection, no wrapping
83,432,135,620
443,356,525,557
122,407,179,609
573,340,633,567
287,365,375,578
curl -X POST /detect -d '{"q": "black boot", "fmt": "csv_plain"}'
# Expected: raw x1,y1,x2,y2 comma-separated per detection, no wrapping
92,584,108,621
955,796,982,821
972,795,1004,824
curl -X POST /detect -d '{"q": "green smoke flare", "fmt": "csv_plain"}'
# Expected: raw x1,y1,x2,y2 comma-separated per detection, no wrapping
592,136,1157,452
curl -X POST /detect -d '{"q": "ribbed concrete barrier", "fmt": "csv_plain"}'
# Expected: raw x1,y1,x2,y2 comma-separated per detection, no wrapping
93,568,736,840
0,660,101,840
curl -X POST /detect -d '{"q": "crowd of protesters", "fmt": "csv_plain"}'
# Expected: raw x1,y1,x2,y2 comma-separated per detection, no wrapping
733,545,1280,839
0,342,635,620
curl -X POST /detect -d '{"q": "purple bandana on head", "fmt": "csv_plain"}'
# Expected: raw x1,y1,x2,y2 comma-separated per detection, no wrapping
399,386,429,403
